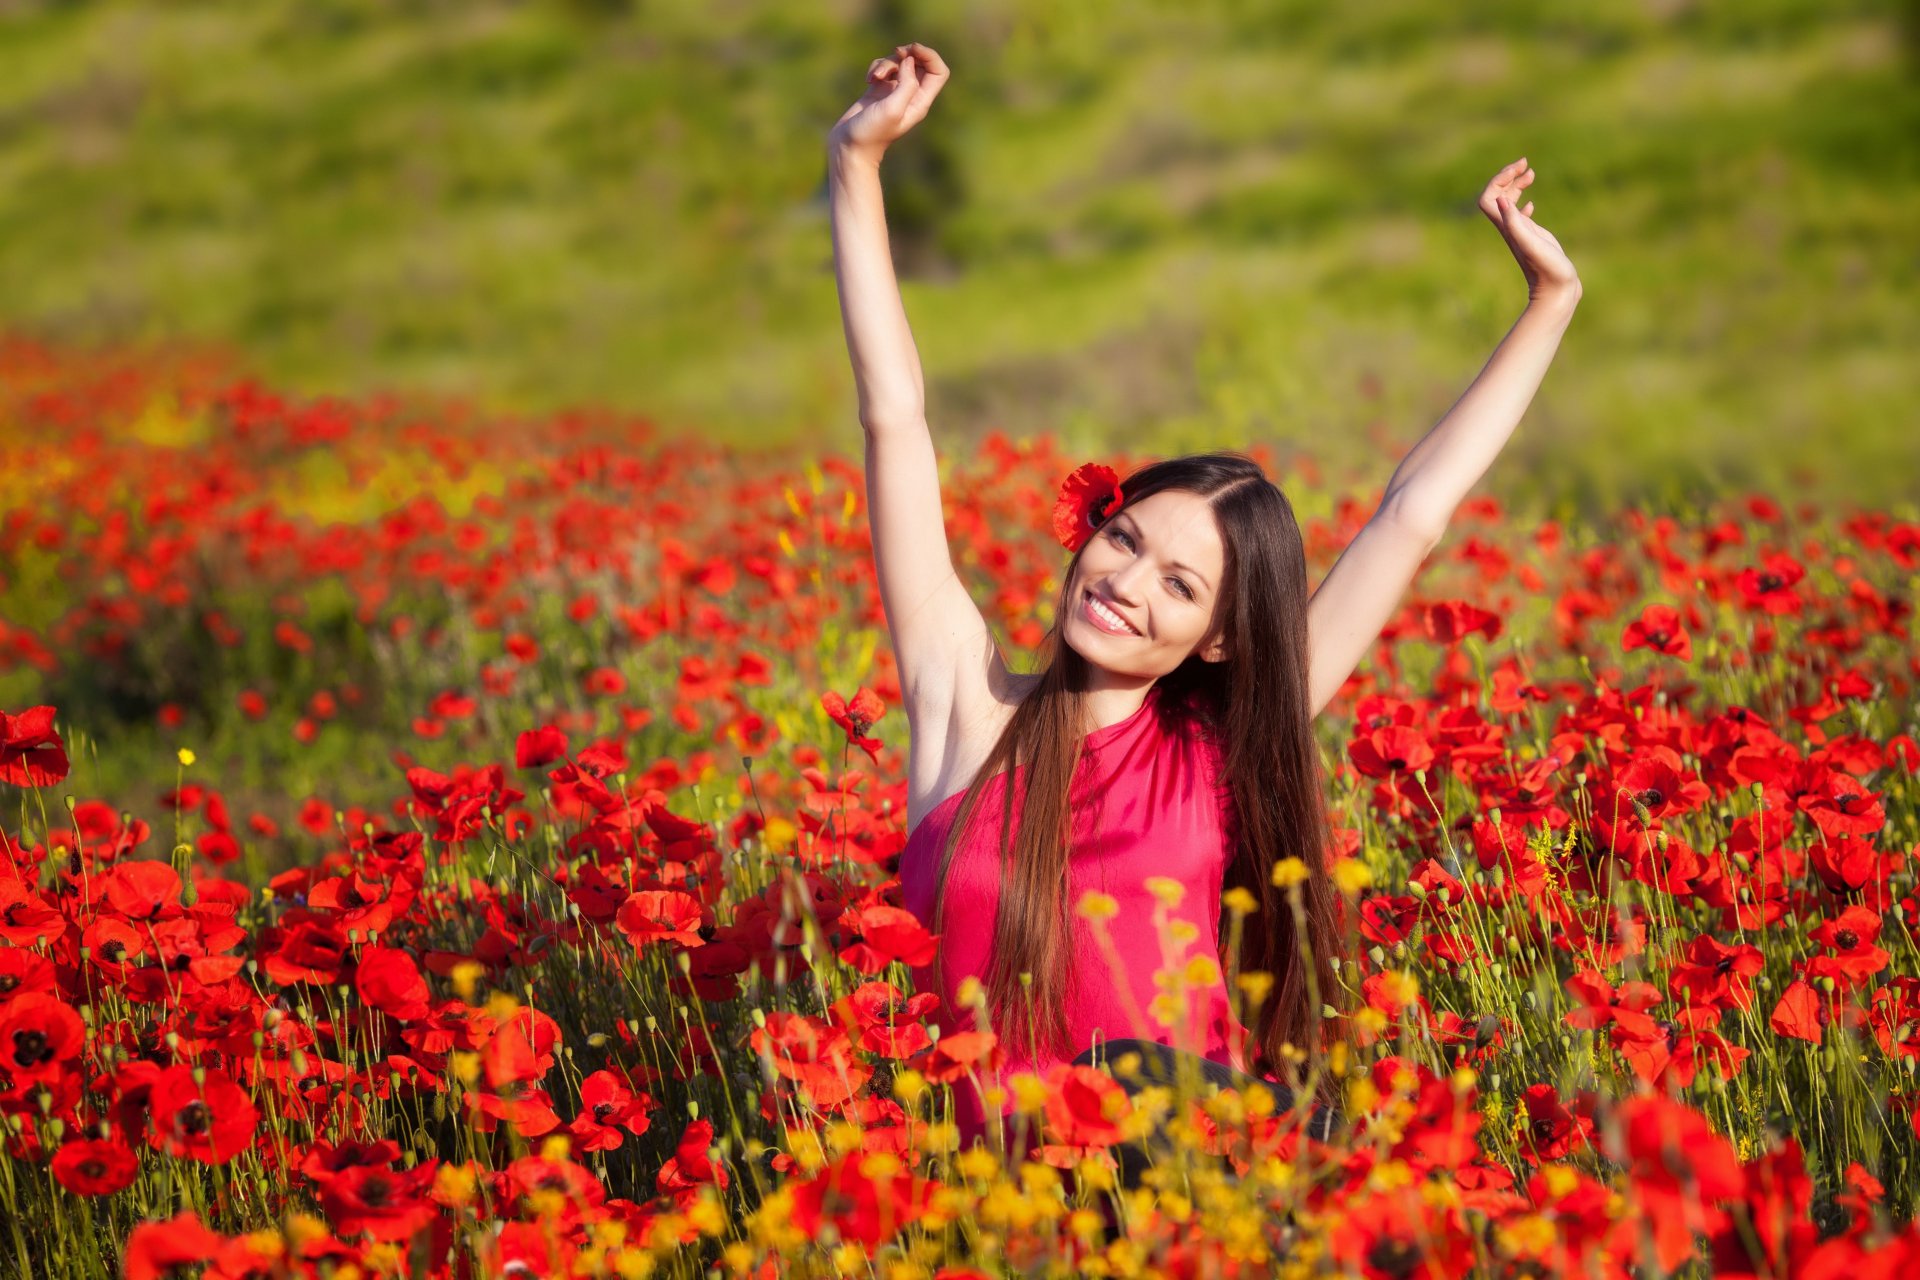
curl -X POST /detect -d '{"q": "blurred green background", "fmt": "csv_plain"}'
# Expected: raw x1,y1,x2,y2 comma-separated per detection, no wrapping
2,0,1915,512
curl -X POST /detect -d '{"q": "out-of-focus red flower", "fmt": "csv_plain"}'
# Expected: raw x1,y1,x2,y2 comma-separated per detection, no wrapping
0,705,68,786
1609,1095,1744,1273
319,1162,440,1241
1043,1063,1132,1148
788,1150,934,1249
1422,599,1502,645
515,725,569,768
483,1006,563,1087
124,1211,224,1280
1621,603,1693,659
656,1118,729,1197
51,1139,140,1196
147,1064,259,1164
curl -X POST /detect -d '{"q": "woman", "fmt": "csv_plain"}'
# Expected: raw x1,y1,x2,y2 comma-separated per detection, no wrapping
826,43,1581,1159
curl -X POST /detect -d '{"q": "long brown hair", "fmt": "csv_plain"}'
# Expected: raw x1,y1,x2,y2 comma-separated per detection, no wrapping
928,452,1355,1095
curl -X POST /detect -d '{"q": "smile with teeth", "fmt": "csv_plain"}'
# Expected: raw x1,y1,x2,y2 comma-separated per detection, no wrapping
1084,590,1141,636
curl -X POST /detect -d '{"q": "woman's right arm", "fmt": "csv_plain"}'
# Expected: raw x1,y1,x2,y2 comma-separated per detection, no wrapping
828,46,999,722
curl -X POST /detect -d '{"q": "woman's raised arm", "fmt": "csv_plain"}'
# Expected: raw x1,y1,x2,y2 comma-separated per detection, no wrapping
828,45,1000,724
1303,158,1583,716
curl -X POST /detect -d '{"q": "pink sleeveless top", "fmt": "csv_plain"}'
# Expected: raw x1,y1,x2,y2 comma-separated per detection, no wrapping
898,682,1246,1146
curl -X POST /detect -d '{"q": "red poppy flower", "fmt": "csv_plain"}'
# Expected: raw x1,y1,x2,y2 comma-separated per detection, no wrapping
355,945,431,1021
820,688,886,761
1735,553,1806,614
1422,599,1502,645
1051,462,1124,552
0,879,67,945
566,1069,655,1152
1804,905,1891,986
1769,979,1830,1045
831,980,939,1057
0,992,85,1083
514,724,569,768
1519,1084,1594,1160
836,904,939,973
482,1006,563,1087
1609,1095,1744,1273
319,1162,440,1241
148,1064,259,1164
51,1138,140,1196
1797,771,1885,839
788,1150,934,1250
616,889,706,951
124,1211,224,1280
1621,603,1693,659
911,1029,1003,1083
0,705,68,786
1042,1062,1132,1148
656,1118,729,1197
1348,725,1436,778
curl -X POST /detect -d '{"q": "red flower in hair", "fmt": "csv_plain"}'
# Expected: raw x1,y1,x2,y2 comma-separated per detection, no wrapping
1052,463,1124,551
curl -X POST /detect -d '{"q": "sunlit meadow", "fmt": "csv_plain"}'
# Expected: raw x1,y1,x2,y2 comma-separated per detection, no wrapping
2,334,1917,1276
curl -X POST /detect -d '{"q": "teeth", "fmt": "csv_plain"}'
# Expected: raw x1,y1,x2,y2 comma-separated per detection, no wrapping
1089,593,1138,634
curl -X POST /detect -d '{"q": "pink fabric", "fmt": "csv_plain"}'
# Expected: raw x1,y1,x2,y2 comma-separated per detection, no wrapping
898,682,1246,1146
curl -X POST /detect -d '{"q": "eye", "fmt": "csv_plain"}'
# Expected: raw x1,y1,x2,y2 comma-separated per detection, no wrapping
1106,527,1133,550
1170,578,1194,600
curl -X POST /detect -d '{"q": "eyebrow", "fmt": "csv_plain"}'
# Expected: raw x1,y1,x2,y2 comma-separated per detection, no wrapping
1116,513,1212,593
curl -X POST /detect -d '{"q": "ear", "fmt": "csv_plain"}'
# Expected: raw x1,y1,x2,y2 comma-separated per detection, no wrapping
1201,634,1230,664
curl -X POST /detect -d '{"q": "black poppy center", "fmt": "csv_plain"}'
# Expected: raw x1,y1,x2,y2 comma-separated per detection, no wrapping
11,1029,51,1068
1365,1237,1424,1279
177,1101,212,1137
1636,787,1666,809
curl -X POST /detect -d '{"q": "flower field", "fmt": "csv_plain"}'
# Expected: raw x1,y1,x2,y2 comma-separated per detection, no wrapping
2,332,1919,1277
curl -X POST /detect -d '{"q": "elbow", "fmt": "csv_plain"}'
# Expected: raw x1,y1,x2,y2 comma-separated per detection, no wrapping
1376,492,1449,553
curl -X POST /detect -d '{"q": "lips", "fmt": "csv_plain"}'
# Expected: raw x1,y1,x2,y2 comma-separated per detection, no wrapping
1083,590,1141,636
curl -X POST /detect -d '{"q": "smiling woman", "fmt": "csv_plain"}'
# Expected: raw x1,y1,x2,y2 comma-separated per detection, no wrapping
827,40,1582,1172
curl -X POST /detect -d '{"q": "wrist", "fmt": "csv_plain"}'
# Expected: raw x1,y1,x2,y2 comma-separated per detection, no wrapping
1526,280,1582,313
827,139,885,176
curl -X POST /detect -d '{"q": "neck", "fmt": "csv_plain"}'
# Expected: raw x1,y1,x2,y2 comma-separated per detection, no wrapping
1079,669,1158,735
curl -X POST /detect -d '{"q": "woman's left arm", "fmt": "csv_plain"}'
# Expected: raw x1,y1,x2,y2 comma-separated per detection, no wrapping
1304,158,1582,717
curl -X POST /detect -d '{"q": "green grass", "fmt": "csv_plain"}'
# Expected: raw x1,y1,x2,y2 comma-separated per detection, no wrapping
0,0,1914,511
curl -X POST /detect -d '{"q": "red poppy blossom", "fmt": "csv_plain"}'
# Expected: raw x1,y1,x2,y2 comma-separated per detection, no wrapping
1621,603,1693,659
820,688,886,761
148,1064,259,1164
1052,462,1125,552
837,904,938,973
319,1162,440,1241
616,889,706,951
123,1211,224,1280
788,1150,935,1250
1349,725,1436,778
1043,1062,1132,1147
0,992,85,1082
355,945,432,1021
0,705,68,786
51,1138,140,1196
566,1069,655,1152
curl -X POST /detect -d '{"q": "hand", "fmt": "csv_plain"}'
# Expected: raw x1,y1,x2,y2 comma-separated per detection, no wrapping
827,43,950,165
1477,158,1581,303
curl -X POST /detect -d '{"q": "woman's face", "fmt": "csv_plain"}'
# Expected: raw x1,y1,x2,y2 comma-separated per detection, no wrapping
1063,488,1229,679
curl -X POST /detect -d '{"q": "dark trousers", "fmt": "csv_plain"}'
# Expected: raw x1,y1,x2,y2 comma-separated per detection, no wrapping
1068,1038,1340,1191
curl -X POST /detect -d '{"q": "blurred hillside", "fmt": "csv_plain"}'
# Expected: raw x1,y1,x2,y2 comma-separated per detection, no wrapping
1,0,1915,513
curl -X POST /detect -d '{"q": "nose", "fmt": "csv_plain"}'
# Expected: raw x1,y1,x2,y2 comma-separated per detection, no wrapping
1103,556,1149,606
